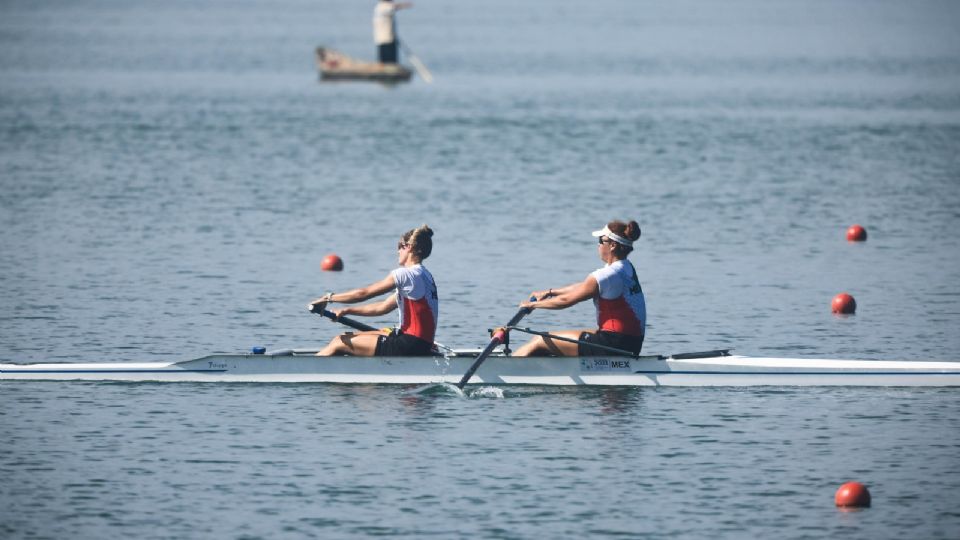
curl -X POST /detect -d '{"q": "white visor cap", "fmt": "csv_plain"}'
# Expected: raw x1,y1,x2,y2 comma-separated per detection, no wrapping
591,225,633,247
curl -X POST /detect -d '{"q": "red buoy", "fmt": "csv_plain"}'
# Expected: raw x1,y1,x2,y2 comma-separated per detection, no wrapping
835,481,871,508
320,254,344,272
846,224,867,242
832,293,857,314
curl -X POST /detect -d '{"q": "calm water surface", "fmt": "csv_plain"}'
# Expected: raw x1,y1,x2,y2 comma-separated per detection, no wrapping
2,0,959,538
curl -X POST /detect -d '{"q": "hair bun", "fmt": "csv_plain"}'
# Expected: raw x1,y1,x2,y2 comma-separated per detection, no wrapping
625,220,641,241
417,224,434,238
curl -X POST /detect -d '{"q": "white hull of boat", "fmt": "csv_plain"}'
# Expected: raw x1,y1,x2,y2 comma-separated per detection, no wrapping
2,351,959,386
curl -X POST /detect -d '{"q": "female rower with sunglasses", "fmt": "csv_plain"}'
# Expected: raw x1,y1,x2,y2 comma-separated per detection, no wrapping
513,220,645,357
309,224,438,356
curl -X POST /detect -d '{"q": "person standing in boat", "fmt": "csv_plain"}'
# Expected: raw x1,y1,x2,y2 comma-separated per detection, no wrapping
513,220,645,357
373,0,413,64
309,224,438,356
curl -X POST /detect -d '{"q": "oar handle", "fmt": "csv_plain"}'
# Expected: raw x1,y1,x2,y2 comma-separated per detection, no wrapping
309,304,377,333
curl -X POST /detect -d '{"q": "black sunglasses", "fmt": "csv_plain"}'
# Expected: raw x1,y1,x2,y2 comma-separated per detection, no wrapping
598,237,611,245
397,241,409,250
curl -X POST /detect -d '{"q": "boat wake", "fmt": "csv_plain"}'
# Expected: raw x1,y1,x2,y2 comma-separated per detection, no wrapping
403,383,505,399
468,386,505,399
404,382,466,397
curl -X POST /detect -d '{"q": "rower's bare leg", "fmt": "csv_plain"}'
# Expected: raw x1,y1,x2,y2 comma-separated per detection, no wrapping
316,331,381,356
512,330,587,357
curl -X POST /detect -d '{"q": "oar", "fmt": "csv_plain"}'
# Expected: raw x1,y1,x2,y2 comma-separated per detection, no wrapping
308,303,451,356
309,304,377,332
456,298,535,389
399,41,433,83
506,326,648,358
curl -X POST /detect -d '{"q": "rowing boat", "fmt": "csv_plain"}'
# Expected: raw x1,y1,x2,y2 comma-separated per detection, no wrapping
315,47,412,83
2,349,959,386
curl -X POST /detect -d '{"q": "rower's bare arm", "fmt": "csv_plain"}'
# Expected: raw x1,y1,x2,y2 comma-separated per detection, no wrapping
338,274,396,303
336,293,398,318
523,277,598,310
310,274,396,307
527,283,575,303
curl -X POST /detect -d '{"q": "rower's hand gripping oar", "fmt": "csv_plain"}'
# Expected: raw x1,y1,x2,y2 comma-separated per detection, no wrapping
456,297,536,389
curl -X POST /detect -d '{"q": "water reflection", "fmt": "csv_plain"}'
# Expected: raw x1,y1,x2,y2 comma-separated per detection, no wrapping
596,387,643,415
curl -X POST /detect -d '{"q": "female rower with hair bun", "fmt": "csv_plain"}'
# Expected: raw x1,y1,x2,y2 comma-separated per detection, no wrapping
514,219,646,357
309,224,438,356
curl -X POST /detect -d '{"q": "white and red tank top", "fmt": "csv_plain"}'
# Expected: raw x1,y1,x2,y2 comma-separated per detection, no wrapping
590,259,646,336
391,264,439,342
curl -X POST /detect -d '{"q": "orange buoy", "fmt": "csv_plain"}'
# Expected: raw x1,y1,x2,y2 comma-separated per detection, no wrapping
832,293,856,314
320,254,344,272
835,481,871,508
846,224,867,242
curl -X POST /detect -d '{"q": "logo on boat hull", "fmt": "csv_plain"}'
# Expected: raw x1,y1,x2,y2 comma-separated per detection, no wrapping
580,358,632,372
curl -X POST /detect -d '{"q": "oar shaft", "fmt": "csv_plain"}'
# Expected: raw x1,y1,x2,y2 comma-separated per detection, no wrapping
310,305,377,332
399,40,433,83
456,324,513,389
310,305,448,357
457,302,534,389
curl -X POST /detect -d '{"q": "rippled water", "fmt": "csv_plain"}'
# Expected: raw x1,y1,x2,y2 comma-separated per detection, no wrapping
3,383,960,538
2,0,960,537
